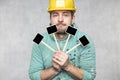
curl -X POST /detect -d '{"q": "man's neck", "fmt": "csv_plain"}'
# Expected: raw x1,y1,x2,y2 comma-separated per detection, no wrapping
55,33,68,40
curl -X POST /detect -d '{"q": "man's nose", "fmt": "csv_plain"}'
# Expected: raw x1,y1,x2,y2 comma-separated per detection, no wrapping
58,15,63,22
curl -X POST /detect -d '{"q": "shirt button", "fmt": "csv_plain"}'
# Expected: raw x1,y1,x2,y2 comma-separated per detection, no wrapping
74,50,76,52
66,49,69,51
74,54,76,56
76,40,79,44
57,77,61,80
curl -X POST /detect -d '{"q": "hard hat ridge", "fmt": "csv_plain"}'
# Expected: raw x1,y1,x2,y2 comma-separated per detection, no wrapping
48,0,76,12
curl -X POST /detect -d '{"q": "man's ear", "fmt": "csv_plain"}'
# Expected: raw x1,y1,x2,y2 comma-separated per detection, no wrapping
72,16,75,24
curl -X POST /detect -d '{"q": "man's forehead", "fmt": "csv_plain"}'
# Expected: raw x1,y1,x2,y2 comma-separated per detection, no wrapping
51,10,71,14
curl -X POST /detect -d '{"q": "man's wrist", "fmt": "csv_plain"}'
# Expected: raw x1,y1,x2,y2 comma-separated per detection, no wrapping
52,67,61,74
63,63,72,71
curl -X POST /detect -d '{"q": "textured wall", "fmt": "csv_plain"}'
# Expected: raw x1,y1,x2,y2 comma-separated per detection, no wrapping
0,0,120,80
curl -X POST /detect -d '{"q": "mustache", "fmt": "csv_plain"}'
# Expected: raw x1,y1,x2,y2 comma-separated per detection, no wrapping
50,23,73,27
56,22,66,26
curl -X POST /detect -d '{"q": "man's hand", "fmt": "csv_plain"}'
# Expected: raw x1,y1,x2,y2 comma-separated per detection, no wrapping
52,58,61,72
52,51,84,80
52,51,70,69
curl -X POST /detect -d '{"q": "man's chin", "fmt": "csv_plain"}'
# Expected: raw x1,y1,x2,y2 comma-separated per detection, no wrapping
56,31,66,34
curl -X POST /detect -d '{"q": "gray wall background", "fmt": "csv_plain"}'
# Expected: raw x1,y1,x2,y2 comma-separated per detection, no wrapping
0,0,120,80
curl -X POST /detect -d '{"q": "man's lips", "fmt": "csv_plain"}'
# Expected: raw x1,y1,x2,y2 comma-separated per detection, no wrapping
56,23,66,27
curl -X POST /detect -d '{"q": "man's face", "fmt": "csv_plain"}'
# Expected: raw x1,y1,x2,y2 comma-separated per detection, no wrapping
50,10,75,34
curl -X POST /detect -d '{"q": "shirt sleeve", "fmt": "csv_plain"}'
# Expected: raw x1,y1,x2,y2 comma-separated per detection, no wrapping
29,43,44,80
79,36,96,80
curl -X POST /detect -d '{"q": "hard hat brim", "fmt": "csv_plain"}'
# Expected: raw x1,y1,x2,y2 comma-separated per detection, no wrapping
48,8,76,12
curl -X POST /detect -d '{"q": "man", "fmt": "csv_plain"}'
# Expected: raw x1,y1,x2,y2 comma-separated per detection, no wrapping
29,0,96,80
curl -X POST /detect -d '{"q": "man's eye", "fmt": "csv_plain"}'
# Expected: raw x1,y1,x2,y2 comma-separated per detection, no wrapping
63,14,69,16
52,14,58,17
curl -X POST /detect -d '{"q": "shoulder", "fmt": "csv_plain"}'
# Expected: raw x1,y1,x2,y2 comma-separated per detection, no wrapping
75,30,95,47
76,30,93,41
73,23,94,44
42,32,52,41
32,32,49,49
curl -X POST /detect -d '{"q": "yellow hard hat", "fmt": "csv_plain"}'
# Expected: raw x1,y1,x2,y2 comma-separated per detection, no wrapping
48,0,76,12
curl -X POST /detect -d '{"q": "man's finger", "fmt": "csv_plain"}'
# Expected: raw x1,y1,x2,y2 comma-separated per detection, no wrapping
52,58,62,65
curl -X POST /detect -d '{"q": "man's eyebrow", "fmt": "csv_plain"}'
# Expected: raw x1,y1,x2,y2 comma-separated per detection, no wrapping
63,12,70,14
52,12,58,14
51,11,70,15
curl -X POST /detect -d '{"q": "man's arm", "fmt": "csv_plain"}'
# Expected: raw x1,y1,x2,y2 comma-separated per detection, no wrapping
40,67,58,80
29,43,62,80
53,47,96,80
41,54,62,80
64,63,84,80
